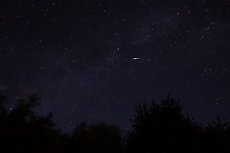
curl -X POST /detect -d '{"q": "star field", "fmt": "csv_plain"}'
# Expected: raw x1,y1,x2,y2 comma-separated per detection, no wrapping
0,0,230,132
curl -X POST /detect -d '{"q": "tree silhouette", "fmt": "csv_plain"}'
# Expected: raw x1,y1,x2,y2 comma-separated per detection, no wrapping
126,96,202,153
202,116,230,153
0,94,67,153
1,92,230,153
72,122,124,153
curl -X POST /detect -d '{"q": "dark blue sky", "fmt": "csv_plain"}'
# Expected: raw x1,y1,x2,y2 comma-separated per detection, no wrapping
0,0,230,132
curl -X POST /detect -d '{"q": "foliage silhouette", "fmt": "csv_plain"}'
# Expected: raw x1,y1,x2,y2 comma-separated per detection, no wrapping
0,94,67,153
71,122,124,153
202,116,230,153
1,93,230,153
125,96,202,153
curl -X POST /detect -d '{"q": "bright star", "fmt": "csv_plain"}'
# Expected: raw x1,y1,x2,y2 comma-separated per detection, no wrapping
132,57,140,60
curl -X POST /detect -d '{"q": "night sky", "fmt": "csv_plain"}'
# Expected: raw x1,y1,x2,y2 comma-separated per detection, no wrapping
0,0,230,133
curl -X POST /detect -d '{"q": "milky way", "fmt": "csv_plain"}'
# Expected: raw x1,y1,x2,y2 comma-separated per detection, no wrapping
0,0,230,132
